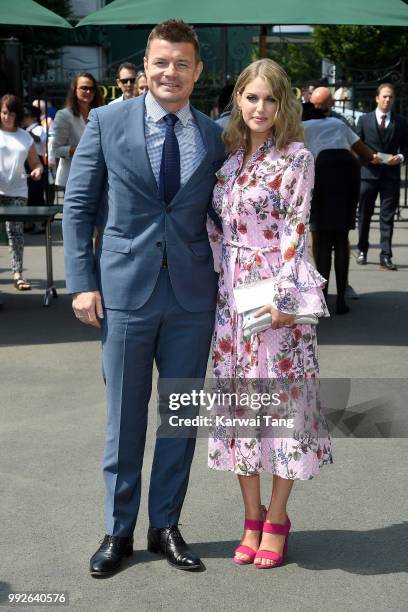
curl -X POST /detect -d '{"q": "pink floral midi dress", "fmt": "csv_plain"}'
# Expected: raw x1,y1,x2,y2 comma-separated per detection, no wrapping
207,139,333,479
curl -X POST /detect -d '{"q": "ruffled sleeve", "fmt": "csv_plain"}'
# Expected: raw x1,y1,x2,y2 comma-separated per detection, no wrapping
207,215,223,273
274,147,329,317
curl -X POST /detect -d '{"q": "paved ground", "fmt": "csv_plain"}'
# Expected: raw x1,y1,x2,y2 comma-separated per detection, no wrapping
0,218,407,612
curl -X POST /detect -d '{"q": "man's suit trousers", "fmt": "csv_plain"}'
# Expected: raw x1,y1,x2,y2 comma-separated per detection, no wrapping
101,269,215,536
358,178,400,258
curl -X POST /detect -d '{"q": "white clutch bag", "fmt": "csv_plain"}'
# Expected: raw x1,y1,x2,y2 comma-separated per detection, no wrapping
233,278,318,339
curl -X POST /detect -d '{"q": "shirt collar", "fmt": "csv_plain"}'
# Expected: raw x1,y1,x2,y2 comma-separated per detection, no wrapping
145,90,192,127
376,108,391,120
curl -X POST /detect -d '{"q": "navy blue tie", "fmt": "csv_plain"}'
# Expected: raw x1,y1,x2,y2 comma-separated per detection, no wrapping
159,113,180,205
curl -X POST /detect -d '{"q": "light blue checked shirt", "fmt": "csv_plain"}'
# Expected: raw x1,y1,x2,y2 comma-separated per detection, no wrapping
144,90,206,188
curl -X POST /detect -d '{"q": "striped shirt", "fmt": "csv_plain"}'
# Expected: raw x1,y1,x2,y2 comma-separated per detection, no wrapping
144,90,206,188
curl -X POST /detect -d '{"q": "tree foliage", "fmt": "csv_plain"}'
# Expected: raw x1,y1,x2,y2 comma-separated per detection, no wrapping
312,25,408,78
265,42,321,86
25,0,71,58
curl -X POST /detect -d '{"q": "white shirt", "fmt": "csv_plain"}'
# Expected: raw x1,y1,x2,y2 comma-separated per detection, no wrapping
302,117,359,159
26,122,46,157
108,94,124,105
0,128,33,198
375,108,391,128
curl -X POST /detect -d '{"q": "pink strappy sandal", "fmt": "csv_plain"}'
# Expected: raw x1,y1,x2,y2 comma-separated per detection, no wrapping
233,518,264,565
254,516,291,569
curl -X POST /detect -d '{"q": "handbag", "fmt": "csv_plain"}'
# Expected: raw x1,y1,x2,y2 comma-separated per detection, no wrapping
233,278,319,339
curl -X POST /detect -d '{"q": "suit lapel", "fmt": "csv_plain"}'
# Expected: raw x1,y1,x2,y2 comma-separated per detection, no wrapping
123,97,158,200
385,111,397,147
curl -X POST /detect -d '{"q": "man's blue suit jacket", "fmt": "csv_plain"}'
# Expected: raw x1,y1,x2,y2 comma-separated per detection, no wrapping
62,96,225,312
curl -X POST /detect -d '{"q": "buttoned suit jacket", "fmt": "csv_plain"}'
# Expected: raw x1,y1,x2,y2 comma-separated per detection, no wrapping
357,110,408,181
62,95,225,312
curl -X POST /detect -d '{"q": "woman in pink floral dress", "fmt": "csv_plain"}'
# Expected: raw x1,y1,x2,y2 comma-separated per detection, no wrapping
207,59,332,568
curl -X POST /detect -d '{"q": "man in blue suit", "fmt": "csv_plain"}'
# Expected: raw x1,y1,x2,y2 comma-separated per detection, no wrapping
63,20,224,576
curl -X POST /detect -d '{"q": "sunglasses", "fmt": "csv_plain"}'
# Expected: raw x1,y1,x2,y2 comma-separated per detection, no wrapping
118,78,136,84
78,86,95,92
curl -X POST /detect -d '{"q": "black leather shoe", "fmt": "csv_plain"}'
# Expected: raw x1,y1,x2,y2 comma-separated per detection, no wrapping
356,251,367,265
147,525,205,571
90,535,133,577
380,256,397,271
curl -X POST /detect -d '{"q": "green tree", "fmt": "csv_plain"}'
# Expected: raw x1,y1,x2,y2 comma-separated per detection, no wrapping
31,0,72,57
312,25,408,79
265,41,321,86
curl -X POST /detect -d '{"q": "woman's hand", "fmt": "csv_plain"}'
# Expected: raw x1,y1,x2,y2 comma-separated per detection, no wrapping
254,304,296,330
30,167,43,181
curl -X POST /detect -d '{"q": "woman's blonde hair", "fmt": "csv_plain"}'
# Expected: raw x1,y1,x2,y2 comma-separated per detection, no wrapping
223,59,303,153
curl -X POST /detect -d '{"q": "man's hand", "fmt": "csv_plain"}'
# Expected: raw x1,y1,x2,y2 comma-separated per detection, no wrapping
255,305,296,329
72,290,104,328
369,153,382,165
386,155,402,166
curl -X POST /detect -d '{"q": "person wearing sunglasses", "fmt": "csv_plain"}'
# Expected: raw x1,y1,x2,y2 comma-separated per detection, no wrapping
50,72,104,189
109,63,138,105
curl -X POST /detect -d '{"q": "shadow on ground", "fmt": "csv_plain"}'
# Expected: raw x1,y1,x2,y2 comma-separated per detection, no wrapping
0,292,100,346
318,291,408,346
1,289,407,347
114,522,408,577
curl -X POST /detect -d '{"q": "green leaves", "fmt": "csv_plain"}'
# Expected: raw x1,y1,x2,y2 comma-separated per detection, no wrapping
312,25,408,78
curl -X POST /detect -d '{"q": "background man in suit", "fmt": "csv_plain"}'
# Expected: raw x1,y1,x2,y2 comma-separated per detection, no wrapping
356,83,408,270
63,20,224,577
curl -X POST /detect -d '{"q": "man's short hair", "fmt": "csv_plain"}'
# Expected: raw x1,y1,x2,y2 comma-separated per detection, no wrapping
145,19,200,62
376,83,396,96
117,62,137,79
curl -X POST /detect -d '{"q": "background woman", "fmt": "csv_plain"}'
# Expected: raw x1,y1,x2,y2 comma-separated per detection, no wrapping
0,94,42,291
51,72,104,190
207,59,331,569
135,71,148,96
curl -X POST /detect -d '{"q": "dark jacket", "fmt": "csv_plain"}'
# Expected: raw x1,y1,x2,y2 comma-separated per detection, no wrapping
357,111,408,181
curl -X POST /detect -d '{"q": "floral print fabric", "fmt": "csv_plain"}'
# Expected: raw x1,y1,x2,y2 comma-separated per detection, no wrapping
207,139,332,479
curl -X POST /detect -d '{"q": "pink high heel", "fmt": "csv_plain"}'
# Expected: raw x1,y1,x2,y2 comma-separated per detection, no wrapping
234,506,267,565
254,516,291,569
